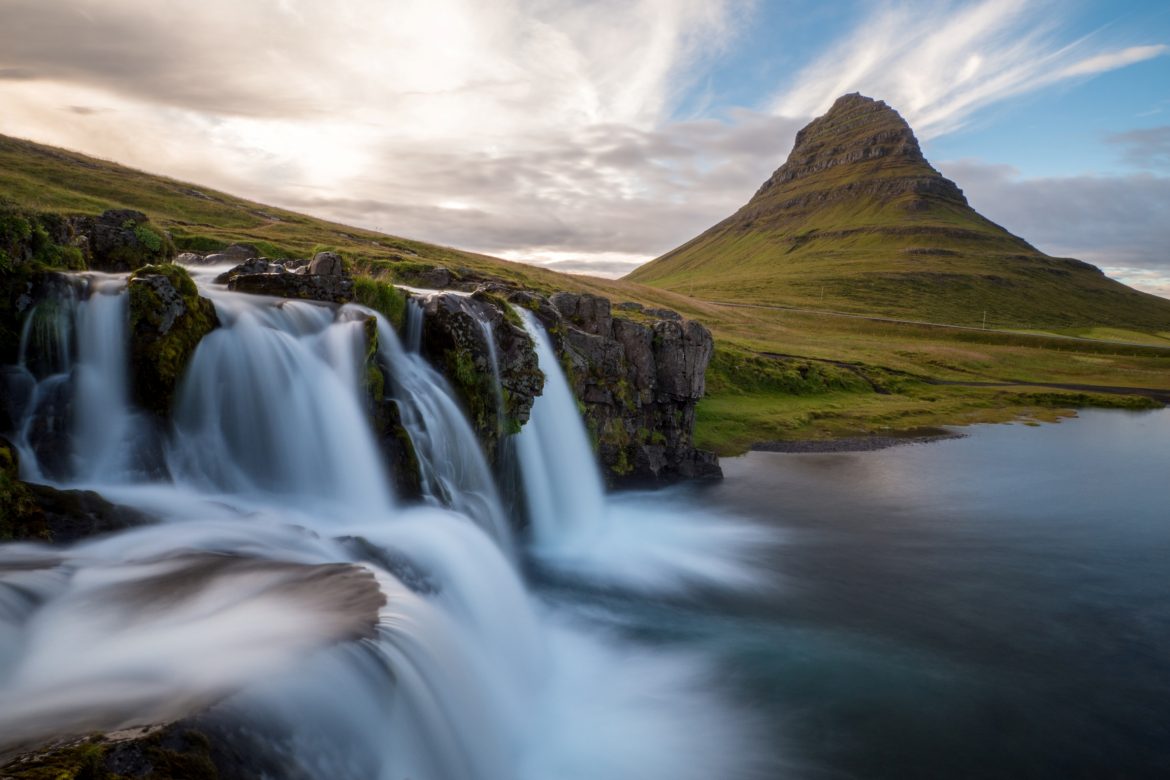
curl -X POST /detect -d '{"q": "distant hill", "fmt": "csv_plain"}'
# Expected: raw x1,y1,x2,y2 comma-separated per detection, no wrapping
626,93,1170,331
0,132,645,300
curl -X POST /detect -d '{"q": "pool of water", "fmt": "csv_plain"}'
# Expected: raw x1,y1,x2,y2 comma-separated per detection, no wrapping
551,409,1170,779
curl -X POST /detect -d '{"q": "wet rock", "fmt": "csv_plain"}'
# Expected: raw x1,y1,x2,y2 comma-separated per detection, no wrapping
128,264,219,418
0,439,153,543
519,291,721,486
419,292,543,459
219,256,355,303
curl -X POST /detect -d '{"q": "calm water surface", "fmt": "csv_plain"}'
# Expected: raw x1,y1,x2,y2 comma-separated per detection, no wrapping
554,409,1170,779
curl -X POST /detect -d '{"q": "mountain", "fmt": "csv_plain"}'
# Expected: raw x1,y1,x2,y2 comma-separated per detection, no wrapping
626,93,1170,331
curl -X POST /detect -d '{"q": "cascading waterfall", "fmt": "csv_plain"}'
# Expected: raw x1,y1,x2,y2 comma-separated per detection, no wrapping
167,294,392,515
513,308,607,545
371,314,512,550
0,269,762,778
2,273,150,484
405,296,425,353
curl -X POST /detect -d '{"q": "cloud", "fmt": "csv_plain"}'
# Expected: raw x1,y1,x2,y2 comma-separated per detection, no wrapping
0,0,1165,284
1107,125,1170,171
770,0,1169,138
940,159,1170,295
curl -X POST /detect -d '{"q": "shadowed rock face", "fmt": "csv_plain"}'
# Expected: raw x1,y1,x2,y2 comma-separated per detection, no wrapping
216,251,355,304
419,291,543,458
516,291,721,486
750,92,968,213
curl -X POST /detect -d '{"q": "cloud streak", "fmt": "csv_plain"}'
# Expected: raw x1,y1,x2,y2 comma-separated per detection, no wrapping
0,0,1165,289
770,0,1169,138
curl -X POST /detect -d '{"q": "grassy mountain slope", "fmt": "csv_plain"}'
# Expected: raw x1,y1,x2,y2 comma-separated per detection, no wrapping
627,94,1170,332
0,133,663,303
2,130,1168,455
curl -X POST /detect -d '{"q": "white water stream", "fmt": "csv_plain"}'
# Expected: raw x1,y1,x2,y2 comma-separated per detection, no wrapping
0,270,765,777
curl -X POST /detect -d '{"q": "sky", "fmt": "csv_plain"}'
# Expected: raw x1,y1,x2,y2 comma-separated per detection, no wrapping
1,0,1168,296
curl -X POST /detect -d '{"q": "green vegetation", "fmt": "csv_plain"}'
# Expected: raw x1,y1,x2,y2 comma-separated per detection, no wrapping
354,277,407,330
628,96,1170,332
1,130,1167,456
2,729,218,779
128,264,219,417
0,439,49,542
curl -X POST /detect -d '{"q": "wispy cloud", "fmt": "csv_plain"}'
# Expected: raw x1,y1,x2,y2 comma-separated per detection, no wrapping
770,0,1169,138
0,0,1165,283
1107,125,1170,170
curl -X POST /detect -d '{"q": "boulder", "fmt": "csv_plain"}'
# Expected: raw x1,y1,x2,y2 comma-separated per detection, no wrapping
1,438,153,543
219,256,355,303
308,251,345,276
67,209,176,271
128,265,218,418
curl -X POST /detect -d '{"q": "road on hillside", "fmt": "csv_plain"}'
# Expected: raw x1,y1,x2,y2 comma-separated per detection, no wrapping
703,299,1170,353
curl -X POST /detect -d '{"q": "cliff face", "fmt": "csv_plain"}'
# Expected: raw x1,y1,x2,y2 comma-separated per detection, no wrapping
512,291,721,486
412,288,720,487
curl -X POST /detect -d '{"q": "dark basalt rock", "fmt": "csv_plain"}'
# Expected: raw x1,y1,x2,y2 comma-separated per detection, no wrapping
128,265,219,419
66,209,177,272
419,292,543,459
513,291,721,486
1,438,154,543
219,252,355,303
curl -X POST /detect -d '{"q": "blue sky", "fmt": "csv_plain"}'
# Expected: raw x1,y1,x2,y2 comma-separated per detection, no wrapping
0,0,1167,295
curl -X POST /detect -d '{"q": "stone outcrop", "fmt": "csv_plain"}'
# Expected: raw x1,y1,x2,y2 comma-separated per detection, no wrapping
128,265,219,418
524,292,720,485
1,438,153,543
66,209,177,272
217,251,355,303
414,286,719,484
418,291,543,458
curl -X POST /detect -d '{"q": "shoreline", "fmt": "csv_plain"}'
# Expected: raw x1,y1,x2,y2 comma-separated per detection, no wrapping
751,427,965,454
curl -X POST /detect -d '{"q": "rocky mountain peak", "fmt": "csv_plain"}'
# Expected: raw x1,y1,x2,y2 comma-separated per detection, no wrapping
750,92,966,208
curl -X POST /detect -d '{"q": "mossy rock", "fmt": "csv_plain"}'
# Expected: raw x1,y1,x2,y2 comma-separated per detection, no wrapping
81,210,176,272
1,727,219,779
0,439,50,542
354,277,407,331
128,264,218,418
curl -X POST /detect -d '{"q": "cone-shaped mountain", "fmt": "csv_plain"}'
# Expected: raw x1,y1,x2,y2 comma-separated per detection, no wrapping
627,93,1170,330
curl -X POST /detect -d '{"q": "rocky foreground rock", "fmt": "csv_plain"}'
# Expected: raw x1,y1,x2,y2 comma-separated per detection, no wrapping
215,251,355,303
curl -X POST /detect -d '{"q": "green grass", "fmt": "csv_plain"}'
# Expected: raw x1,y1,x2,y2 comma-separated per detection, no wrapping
3,130,1168,457
627,99,1170,332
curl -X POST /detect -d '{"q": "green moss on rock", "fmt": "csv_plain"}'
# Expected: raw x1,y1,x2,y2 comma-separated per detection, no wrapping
128,264,218,418
0,439,50,542
354,277,407,331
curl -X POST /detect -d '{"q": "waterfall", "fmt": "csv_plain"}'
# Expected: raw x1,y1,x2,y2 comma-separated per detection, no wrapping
513,308,607,546
3,274,149,484
405,296,425,353
0,272,760,779
168,294,393,516
371,315,512,550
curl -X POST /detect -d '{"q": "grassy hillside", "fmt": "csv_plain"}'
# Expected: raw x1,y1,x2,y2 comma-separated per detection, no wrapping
628,94,1170,332
2,130,1168,455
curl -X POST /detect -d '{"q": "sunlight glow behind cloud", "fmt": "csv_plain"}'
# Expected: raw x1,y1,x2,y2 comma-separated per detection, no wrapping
0,0,1166,293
